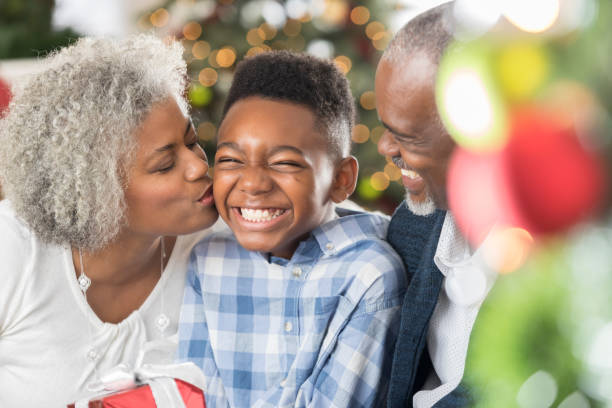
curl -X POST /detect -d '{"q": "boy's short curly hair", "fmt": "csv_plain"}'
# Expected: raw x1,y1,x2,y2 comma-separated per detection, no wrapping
222,50,355,159
0,34,188,250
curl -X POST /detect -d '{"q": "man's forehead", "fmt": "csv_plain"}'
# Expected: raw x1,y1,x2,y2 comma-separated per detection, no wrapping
381,50,437,87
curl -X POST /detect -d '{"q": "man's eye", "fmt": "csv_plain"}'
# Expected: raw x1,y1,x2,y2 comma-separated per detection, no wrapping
186,141,198,150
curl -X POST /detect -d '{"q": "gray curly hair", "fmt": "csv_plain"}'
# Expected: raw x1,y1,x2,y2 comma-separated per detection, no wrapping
0,34,188,250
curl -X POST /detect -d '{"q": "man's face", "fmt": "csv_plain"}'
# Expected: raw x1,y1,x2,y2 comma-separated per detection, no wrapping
375,52,456,215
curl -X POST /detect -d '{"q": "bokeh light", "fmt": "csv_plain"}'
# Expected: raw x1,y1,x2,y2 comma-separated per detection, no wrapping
452,0,503,40
503,0,560,33
357,177,382,200
437,41,507,151
441,68,498,148
370,171,390,191
481,227,534,274
259,22,277,40
246,28,265,46
370,126,384,145
365,21,385,39
189,84,213,108
209,49,220,68
216,47,237,67
192,40,211,59
150,8,170,27
307,39,334,59
198,122,217,142
285,0,308,20
350,6,370,25
333,55,352,74
496,42,550,101
505,107,607,235
447,147,523,245
198,68,218,87
352,123,369,143
360,91,376,110
384,162,401,181
262,0,286,28
372,31,391,51
283,19,301,36
183,21,202,40
321,0,349,27
516,370,558,408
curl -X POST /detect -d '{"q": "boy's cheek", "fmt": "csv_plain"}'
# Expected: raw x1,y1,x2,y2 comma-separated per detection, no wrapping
211,172,233,221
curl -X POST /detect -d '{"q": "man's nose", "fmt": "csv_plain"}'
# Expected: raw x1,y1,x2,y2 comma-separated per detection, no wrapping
377,130,399,158
238,165,274,195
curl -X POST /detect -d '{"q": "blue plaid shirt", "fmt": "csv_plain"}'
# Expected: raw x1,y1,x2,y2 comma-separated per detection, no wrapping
178,209,407,408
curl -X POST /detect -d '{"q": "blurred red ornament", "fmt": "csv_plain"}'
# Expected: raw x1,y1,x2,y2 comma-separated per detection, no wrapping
505,107,606,235
0,77,11,116
448,106,607,243
448,147,525,244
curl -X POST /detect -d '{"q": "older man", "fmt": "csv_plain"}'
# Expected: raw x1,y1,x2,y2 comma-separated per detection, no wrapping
376,3,496,407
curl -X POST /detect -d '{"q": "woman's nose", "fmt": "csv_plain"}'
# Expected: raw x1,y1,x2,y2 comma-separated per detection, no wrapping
185,148,210,181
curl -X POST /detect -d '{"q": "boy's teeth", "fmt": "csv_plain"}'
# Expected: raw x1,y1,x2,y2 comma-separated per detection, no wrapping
400,169,420,180
240,208,284,222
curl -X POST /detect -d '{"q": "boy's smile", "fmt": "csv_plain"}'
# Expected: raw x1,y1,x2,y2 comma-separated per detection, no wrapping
214,97,340,259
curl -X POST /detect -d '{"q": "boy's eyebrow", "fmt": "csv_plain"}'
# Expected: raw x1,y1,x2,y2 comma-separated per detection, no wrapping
217,141,240,151
269,145,304,156
216,143,304,156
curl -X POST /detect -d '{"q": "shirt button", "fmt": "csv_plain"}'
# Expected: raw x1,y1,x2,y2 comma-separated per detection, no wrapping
292,267,302,278
284,321,293,332
280,378,287,387
325,242,334,251
87,349,99,361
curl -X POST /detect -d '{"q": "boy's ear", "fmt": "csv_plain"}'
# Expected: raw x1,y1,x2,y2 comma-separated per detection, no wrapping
330,156,359,204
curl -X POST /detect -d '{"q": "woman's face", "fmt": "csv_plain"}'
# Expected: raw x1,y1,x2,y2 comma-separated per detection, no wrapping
123,97,218,237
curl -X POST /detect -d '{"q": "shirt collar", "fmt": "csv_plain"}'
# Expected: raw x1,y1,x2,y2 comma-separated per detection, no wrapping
433,212,473,276
310,207,389,257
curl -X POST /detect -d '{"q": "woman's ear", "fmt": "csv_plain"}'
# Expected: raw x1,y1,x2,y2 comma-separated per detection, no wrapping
330,156,359,203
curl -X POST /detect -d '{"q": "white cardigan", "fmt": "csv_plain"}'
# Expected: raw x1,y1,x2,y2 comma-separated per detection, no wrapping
0,200,214,407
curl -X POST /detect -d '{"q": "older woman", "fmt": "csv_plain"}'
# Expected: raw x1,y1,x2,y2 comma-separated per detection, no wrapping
0,35,218,406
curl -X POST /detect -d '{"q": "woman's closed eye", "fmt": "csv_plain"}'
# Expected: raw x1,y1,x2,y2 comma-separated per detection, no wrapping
157,162,175,173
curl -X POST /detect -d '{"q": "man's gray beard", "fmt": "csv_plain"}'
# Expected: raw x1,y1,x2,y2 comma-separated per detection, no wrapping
405,190,437,216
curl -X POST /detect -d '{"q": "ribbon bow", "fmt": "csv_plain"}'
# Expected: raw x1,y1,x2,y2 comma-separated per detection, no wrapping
75,340,205,408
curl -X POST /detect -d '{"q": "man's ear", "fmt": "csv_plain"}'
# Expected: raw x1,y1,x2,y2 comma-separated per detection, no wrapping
330,155,359,203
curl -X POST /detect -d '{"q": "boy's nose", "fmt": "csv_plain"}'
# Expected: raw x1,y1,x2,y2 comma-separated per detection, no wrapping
377,130,399,158
238,166,274,195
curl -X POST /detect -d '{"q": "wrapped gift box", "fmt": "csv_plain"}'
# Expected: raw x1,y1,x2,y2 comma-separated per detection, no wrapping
67,379,205,408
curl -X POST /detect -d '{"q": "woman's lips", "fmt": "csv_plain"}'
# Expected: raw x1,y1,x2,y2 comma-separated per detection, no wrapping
197,185,214,206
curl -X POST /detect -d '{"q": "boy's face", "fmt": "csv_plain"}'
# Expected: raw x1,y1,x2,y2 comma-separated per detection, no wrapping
214,97,339,259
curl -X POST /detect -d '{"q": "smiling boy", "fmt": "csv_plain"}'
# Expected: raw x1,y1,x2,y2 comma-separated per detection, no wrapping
178,51,407,407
